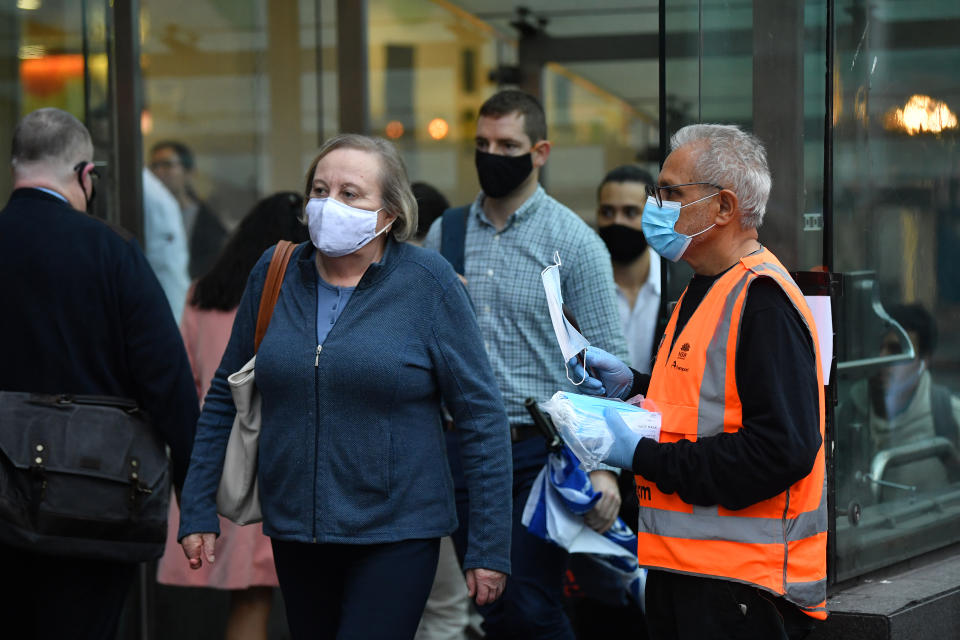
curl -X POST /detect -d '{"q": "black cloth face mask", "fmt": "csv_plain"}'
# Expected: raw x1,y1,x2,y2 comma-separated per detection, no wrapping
475,149,533,198
598,224,648,264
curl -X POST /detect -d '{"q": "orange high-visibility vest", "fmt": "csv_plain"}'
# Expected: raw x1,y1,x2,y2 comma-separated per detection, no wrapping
638,248,827,620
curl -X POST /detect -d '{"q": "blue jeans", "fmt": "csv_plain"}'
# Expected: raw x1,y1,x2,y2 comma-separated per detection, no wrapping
447,433,575,640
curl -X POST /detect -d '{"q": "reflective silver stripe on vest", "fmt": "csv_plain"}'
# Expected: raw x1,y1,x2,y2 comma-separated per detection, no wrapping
786,578,827,608
698,276,750,439
638,501,825,544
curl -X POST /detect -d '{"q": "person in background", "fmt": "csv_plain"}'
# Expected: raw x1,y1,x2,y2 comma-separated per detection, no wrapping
142,166,190,323
150,140,229,278
570,124,827,639
596,165,661,375
425,89,629,639
0,108,197,639
177,134,513,640
156,192,309,640
411,181,450,246
409,179,475,640
845,303,960,502
564,164,661,637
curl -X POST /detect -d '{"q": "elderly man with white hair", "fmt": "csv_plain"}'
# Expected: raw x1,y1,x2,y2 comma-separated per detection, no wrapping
569,124,827,640
0,107,198,639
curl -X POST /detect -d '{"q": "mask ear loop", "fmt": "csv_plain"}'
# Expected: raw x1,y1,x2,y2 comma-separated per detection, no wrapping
564,348,588,386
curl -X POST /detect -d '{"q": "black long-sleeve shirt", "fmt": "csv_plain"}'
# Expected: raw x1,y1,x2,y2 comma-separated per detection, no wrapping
628,269,821,510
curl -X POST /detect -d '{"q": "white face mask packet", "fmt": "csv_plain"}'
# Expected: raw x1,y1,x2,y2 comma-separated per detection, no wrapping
541,251,590,384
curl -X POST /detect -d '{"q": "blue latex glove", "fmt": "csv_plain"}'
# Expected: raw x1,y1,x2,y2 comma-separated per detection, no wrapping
567,346,634,400
601,407,642,471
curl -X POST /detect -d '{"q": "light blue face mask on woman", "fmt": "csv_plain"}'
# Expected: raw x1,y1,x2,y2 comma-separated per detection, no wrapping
640,193,719,262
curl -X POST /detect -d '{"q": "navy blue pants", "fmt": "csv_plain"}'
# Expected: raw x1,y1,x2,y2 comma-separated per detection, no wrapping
448,434,575,640
272,538,440,640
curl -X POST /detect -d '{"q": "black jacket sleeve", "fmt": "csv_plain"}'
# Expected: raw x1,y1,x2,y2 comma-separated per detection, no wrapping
631,277,822,509
118,238,199,489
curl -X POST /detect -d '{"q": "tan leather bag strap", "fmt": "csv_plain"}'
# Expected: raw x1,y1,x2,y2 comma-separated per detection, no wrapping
254,240,296,352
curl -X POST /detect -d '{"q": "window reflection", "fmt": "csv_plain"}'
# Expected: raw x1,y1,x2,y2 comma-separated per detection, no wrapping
833,0,960,581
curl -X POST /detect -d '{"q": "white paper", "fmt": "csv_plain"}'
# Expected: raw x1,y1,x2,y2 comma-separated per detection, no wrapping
541,251,590,362
804,295,833,384
620,410,662,442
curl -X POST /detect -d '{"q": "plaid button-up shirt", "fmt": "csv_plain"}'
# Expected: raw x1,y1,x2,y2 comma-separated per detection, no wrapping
425,185,628,426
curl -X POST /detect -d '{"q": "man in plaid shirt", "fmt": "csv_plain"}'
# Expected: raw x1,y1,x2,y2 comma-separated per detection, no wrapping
425,90,629,638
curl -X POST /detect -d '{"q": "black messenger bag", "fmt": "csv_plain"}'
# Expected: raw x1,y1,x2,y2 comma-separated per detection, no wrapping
0,392,170,562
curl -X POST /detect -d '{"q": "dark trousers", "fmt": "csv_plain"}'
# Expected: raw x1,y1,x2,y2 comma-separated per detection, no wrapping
643,570,818,640
448,434,575,640
271,538,440,640
0,543,136,640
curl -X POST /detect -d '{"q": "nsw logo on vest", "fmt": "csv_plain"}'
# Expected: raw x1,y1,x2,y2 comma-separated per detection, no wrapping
671,342,691,371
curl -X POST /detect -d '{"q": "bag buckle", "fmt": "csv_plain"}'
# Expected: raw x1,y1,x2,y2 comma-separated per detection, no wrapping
128,458,152,512
30,442,47,507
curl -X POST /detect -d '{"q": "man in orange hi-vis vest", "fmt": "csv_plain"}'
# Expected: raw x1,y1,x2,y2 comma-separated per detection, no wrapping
568,124,826,639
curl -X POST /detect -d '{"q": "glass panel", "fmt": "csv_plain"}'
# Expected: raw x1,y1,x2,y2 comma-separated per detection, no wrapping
833,0,960,581
367,0,505,210
0,0,112,219
366,1,660,235
140,0,320,319
661,0,827,303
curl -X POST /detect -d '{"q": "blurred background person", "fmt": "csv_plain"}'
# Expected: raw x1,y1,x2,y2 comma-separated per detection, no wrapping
408,179,476,640
150,140,229,279
142,166,190,323
595,165,661,375
561,165,660,638
177,134,513,640
156,192,309,640
410,181,450,247
847,303,960,502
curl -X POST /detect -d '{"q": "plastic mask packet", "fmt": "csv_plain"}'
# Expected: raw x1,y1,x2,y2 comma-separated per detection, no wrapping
542,391,661,471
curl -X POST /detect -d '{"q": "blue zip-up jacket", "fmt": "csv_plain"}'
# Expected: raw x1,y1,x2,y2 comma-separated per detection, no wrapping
178,239,513,574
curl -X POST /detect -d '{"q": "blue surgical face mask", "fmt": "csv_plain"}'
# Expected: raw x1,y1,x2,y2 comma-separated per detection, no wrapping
641,194,718,262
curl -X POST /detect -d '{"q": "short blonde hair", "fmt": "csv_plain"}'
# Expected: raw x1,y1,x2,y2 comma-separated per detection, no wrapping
303,134,418,242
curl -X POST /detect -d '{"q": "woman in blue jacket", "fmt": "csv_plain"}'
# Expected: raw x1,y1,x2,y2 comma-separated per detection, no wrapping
177,134,513,640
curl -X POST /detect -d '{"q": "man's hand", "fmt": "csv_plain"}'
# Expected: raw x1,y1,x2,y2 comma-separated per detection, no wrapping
465,568,506,606
584,470,621,534
180,532,217,570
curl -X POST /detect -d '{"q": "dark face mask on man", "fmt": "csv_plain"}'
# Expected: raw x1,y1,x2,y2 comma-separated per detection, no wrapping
598,224,648,264
475,149,533,198
73,161,98,210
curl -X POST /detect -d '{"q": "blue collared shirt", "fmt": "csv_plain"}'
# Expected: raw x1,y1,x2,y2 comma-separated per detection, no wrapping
425,186,628,426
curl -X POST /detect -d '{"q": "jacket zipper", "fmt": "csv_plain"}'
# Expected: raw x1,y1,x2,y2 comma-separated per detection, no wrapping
312,344,322,542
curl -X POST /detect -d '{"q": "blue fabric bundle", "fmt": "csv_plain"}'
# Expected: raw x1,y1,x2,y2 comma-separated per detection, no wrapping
521,445,646,609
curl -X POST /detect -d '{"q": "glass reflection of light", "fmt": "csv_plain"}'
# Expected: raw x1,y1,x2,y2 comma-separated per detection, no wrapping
885,94,958,135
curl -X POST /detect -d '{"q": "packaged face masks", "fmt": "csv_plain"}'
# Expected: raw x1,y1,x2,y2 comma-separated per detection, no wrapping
540,391,661,471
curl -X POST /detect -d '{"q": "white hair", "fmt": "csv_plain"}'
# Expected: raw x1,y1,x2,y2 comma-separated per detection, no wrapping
670,124,771,228
11,108,92,179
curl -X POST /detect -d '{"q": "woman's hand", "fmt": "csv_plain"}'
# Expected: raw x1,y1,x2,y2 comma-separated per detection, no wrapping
465,568,506,606
180,532,217,570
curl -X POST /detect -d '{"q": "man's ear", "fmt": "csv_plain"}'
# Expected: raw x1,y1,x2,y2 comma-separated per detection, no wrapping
531,140,551,169
713,188,739,227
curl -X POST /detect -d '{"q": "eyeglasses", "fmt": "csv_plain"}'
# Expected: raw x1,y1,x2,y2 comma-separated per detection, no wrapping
645,182,724,208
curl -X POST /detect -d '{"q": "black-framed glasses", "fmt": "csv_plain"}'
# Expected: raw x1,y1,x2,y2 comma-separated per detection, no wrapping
645,182,724,208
